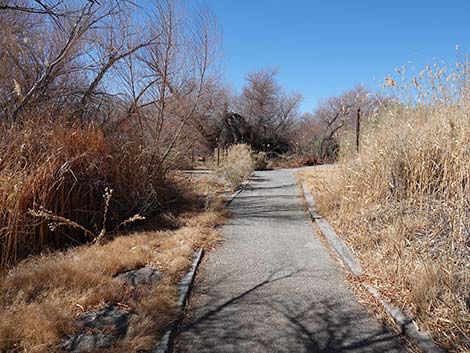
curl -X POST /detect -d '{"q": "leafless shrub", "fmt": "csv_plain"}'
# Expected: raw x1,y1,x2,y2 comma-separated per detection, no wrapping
292,85,391,160
219,144,254,189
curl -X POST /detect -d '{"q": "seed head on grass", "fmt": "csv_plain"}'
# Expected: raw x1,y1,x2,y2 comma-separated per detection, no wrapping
217,144,255,189
308,57,470,352
29,187,145,245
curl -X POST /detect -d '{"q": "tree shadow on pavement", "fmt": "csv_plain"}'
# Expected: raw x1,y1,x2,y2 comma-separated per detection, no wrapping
244,182,298,192
174,268,406,353
229,195,306,223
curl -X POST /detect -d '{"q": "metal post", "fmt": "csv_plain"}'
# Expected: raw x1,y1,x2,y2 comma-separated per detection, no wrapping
356,108,361,154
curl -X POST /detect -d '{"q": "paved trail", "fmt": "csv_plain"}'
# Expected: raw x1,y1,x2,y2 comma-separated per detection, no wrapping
175,168,407,353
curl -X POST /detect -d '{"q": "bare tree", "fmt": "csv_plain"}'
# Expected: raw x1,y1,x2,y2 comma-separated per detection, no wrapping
76,4,159,121
308,85,387,158
0,2,115,119
0,1,69,17
0,1,156,122
236,68,302,152
109,0,221,170
290,112,323,155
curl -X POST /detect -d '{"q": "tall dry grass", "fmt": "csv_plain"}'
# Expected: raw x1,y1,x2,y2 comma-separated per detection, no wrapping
0,117,180,269
310,60,470,351
0,203,223,353
217,144,254,188
0,114,226,351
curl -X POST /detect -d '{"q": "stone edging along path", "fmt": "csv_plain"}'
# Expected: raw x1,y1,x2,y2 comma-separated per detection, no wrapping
223,177,253,205
153,176,253,353
153,248,204,353
300,176,445,353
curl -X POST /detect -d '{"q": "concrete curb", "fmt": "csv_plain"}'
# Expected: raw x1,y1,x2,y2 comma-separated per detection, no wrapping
363,284,445,353
223,176,253,206
153,174,252,352
300,177,446,353
301,177,363,276
152,249,204,353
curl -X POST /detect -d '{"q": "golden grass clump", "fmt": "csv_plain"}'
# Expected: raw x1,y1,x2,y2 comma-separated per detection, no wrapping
218,144,255,188
0,118,180,269
306,60,470,352
0,202,223,352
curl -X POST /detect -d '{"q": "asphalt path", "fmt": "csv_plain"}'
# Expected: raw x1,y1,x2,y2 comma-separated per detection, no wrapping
175,168,408,353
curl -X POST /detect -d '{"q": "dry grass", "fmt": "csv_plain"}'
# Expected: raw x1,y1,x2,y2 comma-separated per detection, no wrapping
216,144,254,189
0,118,181,269
268,155,328,169
301,61,470,352
0,193,225,353
300,165,341,216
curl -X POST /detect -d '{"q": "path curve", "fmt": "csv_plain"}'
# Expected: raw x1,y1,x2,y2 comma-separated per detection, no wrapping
175,168,407,353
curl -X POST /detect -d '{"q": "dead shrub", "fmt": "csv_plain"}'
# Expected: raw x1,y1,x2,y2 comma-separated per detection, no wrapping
218,144,254,188
253,151,268,170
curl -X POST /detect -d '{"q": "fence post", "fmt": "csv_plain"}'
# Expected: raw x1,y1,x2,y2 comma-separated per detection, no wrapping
356,108,361,154
191,146,194,169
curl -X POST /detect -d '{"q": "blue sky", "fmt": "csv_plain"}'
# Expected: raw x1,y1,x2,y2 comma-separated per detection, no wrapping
206,0,470,113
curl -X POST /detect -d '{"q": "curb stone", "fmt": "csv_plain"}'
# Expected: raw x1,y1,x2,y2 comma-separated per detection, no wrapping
301,177,363,276
300,176,446,353
152,249,204,353
155,175,251,352
223,176,253,206
363,284,445,353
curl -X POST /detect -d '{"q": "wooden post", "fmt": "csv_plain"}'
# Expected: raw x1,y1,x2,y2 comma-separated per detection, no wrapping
320,138,325,159
356,108,361,154
191,146,194,169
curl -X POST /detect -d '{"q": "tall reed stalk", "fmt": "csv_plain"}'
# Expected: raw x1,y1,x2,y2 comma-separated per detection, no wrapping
316,57,470,351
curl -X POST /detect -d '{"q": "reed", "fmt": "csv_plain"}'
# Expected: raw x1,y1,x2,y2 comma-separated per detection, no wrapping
307,58,470,352
0,117,174,269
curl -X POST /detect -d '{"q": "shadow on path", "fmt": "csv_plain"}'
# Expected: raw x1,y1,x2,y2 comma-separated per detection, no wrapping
176,268,402,353
175,169,406,353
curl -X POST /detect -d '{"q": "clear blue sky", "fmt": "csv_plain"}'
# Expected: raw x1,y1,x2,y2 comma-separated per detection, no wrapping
206,0,470,113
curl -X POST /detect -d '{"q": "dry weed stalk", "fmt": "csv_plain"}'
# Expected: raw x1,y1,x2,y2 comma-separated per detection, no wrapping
28,187,145,245
0,175,225,352
309,56,470,352
0,120,168,269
